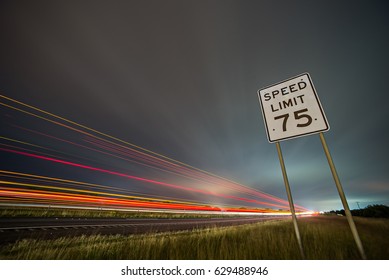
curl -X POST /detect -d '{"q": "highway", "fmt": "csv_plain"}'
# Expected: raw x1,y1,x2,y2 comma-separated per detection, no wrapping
0,216,289,245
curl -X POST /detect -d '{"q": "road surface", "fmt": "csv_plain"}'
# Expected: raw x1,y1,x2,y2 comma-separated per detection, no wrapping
0,216,289,245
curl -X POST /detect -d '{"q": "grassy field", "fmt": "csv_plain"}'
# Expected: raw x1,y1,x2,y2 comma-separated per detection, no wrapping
0,215,387,260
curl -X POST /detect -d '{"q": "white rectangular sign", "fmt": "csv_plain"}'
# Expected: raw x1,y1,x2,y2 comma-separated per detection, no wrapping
257,73,329,143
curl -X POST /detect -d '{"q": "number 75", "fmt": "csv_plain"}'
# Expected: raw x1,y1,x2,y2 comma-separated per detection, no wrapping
274,108,312,132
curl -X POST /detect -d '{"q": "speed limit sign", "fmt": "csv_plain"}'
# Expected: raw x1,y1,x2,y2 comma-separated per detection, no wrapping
257,73,329,142
257,74,366,259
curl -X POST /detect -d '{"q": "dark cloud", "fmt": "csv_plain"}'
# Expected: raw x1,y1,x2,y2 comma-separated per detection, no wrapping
1,0,388,211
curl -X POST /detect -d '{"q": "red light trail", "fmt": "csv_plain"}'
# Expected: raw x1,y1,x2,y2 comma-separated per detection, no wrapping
0,94,311,213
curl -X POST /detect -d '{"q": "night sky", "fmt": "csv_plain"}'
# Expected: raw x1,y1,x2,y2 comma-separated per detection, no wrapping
1,0,388,211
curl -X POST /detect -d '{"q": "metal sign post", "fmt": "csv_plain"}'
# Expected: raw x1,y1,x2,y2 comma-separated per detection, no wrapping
276,141,305,259
319,132,367,260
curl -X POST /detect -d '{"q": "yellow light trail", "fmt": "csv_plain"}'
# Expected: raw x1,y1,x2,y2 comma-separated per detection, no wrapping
0,94,311,212
0,94,293,205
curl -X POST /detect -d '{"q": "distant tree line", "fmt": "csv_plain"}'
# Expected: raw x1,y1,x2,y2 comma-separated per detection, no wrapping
326,204,389,218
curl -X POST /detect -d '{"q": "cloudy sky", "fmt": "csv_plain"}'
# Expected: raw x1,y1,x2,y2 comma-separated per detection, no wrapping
1,0,388,211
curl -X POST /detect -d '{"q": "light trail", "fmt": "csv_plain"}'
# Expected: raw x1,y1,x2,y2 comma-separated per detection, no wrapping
0,170,207,206
0,170,214,206
0,147,290,209
1,95,300,205
0,94,311,213
5,133,293,210
0,187,220,212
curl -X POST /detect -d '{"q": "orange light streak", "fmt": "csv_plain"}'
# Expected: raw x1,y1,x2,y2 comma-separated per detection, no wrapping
0,94,311,212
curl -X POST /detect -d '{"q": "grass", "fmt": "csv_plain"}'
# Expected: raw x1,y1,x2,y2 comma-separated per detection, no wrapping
0,215,388,260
